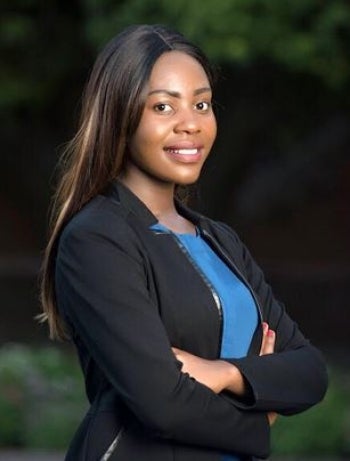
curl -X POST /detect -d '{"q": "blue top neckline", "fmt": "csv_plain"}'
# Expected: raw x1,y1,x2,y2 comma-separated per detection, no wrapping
151,222,199,237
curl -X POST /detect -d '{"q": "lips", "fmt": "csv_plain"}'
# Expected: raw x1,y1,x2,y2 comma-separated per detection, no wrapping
166,148,199,155
164,143,203,162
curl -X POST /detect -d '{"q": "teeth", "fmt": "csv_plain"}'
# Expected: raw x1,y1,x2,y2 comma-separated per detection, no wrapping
168,148,198,155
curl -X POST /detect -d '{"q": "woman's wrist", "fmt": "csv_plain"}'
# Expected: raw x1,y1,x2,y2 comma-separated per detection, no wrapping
221,361,245,396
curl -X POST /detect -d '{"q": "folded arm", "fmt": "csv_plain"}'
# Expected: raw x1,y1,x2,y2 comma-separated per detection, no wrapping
55,217,270,458
172,322,278,425
211,223,328,415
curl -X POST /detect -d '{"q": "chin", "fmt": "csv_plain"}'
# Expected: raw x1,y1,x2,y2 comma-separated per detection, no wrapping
175,177,199,187
173,170,202,186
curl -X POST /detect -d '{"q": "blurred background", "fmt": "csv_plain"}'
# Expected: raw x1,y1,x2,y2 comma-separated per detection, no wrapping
1,0,349,459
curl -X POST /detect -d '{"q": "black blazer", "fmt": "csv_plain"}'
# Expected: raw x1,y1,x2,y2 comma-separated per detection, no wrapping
55,181,328,461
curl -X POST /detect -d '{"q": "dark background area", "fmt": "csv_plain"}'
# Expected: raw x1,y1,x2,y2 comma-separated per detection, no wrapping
1,1,349,359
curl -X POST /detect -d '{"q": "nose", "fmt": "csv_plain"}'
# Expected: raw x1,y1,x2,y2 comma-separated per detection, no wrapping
174,108,200,134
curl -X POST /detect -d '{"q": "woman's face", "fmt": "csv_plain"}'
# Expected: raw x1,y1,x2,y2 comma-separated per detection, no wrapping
124,50,217,190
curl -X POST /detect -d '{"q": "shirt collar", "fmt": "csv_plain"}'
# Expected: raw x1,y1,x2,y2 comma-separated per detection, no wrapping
107,180,208,230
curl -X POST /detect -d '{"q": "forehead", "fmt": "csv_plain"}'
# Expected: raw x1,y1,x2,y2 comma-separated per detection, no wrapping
147,51,210,90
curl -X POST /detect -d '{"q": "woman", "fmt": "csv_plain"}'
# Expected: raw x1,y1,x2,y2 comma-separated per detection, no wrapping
40,24,328,460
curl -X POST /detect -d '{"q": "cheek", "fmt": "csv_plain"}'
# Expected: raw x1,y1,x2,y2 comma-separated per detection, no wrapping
129,130,149,158
207,116,217,143
132,122,166,151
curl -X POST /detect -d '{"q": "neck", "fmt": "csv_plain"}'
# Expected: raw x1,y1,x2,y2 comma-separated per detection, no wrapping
118,170,196,235
119,173,177,219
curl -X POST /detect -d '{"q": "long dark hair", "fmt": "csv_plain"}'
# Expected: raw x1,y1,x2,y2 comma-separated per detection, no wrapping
39,24,215,339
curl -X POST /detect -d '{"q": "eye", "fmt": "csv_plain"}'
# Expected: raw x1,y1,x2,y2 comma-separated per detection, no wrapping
153,103,173,114
195,101,211,112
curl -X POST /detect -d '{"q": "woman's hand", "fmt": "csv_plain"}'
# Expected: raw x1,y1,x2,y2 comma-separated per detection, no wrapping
260,322,275,356
267,411,278,426
172,322,278,408
260,322,278,426
172,347,239,394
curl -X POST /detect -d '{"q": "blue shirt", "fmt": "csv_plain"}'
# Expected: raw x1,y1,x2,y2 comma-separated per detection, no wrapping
151,223,258,460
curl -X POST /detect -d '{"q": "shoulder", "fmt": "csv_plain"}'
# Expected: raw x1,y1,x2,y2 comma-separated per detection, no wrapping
201,216,257,272
202,216,243,248
59,193,141,254
177,199,242,247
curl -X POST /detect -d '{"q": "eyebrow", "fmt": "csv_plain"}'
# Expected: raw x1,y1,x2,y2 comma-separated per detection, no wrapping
148,87,212,98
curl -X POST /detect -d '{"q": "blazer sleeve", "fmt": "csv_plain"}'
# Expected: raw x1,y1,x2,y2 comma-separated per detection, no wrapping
55,211,270,459
217,223,328,415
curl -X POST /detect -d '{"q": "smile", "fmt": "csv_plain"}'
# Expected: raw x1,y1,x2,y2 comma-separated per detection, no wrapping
164,146,203,163
166,148,199,155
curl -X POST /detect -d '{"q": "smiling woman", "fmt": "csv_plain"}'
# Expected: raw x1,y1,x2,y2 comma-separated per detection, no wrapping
122,50,217,226
38,24,328,461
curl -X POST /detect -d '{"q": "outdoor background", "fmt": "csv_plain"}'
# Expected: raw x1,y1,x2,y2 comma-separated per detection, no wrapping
1,0,350,459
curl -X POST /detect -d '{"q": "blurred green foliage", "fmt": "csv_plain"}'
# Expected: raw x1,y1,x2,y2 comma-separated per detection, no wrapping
0,343,86,448
0,343,349,456
83,0,350,87
1,0,350,114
